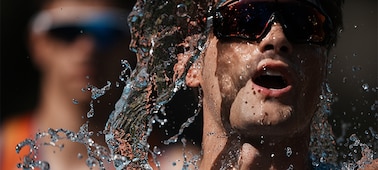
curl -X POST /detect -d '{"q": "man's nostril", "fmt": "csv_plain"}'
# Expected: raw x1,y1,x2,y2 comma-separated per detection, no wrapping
264,44,274,51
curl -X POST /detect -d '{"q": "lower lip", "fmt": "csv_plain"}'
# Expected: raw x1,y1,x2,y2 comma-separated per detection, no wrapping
252,83,292,98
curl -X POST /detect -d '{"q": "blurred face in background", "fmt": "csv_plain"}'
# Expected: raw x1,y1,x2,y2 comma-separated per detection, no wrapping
29,0,134,103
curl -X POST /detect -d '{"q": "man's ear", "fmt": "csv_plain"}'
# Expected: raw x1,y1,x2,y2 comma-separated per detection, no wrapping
185,61,201,87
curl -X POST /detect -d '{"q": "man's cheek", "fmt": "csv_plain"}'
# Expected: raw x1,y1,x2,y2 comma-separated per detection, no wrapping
217,73,237,99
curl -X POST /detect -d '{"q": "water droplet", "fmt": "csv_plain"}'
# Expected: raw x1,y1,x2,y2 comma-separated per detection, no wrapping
87,101,95,118
262,65,267,71
153,146,161,155
342,77,347,83
372,87,377,92
72,99,79,104
362,83,369,92
371,100,378,111
89,81,111,100
176,4,188,17
285,147,292,157
86,157,97,168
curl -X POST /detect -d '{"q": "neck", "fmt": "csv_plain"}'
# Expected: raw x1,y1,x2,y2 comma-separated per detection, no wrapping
202,129,311,170
200,99,312,170
32,78,92,170
35,79,89,132
240,132,311,170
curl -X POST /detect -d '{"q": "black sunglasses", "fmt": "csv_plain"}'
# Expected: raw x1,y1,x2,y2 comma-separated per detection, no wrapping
48,24,126,48
213,0,334,45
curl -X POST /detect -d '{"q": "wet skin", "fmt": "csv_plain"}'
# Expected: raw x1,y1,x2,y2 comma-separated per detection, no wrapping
187,20,328,170
197,22,327,139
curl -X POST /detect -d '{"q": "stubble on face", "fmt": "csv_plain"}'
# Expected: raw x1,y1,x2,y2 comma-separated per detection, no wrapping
213,39,327,138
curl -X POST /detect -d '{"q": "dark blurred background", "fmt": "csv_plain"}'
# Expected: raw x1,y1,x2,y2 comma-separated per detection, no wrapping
1,0,377,159
326,0,377,158
1,1,40,121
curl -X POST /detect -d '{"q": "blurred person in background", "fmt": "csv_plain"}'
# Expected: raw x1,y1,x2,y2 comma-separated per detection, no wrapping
0,0,136,169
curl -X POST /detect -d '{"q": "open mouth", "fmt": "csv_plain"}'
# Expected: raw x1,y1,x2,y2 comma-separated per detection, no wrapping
253,70,289,89
251,60,295,97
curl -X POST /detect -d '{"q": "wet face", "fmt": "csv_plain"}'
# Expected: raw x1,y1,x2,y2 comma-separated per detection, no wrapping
217,30,326,137
190,0,329,138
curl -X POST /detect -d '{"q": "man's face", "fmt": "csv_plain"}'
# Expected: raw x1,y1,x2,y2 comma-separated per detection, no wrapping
197,0,328,137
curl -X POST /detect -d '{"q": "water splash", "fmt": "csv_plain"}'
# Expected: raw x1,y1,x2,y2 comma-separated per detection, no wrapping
310,82,376,169
310,83,338,166
104,0,213,168
15,80,121,170
163,91,202,146
15,0,377,169
336,133,376,170
16,123,113,170
88,81,112,100
16,139,50,170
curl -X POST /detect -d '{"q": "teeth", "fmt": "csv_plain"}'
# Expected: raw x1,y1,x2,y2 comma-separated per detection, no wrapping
262,70,282,76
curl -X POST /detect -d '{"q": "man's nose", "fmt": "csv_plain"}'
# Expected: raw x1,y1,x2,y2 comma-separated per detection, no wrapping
258,23,292,54
73,36,96,55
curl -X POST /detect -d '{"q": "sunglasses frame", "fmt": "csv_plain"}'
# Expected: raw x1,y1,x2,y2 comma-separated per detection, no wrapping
213,0,334,45
30,7,130,48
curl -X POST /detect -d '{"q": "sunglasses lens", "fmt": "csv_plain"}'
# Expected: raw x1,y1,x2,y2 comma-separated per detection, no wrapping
214,1,330,44
281,6,327,43
47,25,125,48
215,2,273,40
87,26,124,47
48,26,83,43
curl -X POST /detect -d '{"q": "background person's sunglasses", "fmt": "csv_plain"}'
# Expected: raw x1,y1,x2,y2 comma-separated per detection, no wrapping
47,22,126,48
31,9,129,49
213,1,334,45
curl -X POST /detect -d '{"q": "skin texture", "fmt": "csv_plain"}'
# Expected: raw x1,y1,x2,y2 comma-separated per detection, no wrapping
187,17,328,170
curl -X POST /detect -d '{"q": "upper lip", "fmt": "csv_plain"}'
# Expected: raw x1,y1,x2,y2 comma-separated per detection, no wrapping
252,59,296,90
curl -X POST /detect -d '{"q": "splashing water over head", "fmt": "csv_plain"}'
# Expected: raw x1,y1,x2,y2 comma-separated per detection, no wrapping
104,0,213,168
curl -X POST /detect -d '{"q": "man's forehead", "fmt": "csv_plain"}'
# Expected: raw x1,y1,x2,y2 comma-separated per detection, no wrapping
218,0,318,4
219,0,293,3
216,0,323,12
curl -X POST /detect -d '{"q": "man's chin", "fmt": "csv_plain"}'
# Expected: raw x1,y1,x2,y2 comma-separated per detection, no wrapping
233,122,306,138
230,106,311,137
